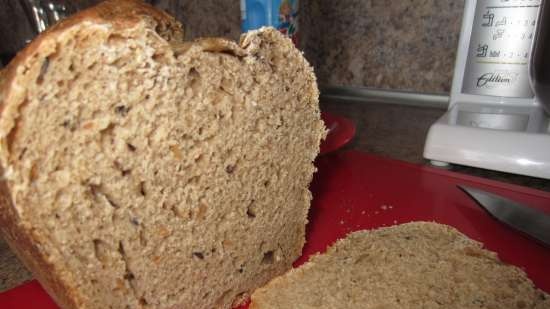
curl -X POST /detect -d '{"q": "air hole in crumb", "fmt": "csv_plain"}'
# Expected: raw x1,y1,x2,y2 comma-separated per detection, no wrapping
89,184,119,208
193,252,204,260
139,230,148,247
36,58,49,85
202,292,210,299
145,94,150,100
170,205,183,218
139,298,148,306
61,120,76,131
55,213,60,219
118,241,125,255
152,52,165,62
105,195,119,209
123,272,135,281
263,180,270,187
114,161,131,176
127,143,136,152
225,165,235,174
198,127,203,135
195,154,203,163
188,68,201,91
220,77,233,94
262,251,275,264
114,105,129,116
93,239,109,263
18,148,27,160
130,218,139,226
86,62,98,71
68,63,74,72
189,67,200,79
246,200,256,218
139,181,146,196
107,34,126,45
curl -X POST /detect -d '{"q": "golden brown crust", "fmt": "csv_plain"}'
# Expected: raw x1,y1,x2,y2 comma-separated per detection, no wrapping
0,2,183,309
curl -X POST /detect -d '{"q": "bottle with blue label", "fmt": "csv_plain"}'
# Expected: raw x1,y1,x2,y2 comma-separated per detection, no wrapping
241,0,299,46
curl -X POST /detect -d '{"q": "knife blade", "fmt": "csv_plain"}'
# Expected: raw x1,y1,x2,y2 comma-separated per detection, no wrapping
458,185,550,247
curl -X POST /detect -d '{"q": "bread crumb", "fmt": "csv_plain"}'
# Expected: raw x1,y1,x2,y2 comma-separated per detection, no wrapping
250,222,550,309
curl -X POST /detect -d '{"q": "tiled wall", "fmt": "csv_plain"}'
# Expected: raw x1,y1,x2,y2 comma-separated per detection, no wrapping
0,0,464,94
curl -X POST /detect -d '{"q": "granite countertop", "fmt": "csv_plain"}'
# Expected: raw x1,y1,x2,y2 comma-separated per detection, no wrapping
0,98,548,293
320,99,550,192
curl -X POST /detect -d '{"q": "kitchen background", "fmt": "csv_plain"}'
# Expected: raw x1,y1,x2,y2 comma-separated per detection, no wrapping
1,0,464,93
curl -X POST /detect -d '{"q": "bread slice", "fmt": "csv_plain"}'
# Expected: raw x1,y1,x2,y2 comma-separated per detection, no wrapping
250,222,550,309
0,1,325,309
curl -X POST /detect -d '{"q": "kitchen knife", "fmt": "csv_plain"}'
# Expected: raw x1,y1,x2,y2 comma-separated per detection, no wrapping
458,185,550,247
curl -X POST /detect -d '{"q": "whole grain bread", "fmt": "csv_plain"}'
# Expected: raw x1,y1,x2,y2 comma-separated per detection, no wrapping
0,1,325,309
250,222,550,309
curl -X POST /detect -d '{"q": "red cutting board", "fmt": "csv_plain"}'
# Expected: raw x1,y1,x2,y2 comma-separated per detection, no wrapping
1,151,549,308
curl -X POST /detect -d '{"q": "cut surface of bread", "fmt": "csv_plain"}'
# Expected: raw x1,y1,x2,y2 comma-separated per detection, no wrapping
0,1,325,309
250,222,550,309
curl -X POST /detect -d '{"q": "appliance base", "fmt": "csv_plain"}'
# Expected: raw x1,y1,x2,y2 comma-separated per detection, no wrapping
424,104,550,179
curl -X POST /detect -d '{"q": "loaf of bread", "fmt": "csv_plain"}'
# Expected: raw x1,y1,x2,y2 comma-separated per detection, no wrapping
0,1,325,309
250,222,550,309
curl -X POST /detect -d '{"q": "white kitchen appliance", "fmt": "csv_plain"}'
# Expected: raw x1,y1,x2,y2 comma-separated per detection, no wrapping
424,0,550,179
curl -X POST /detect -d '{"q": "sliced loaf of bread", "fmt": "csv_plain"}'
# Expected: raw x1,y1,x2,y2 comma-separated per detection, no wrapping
250,222,550,309
0,1,325,309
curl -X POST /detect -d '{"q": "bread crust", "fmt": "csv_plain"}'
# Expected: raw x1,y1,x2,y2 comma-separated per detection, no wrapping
0,1,183,309
0,0,182,133
0,167,83,308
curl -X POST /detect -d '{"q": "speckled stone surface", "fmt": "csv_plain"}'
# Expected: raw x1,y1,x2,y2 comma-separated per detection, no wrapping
300,0,464,93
